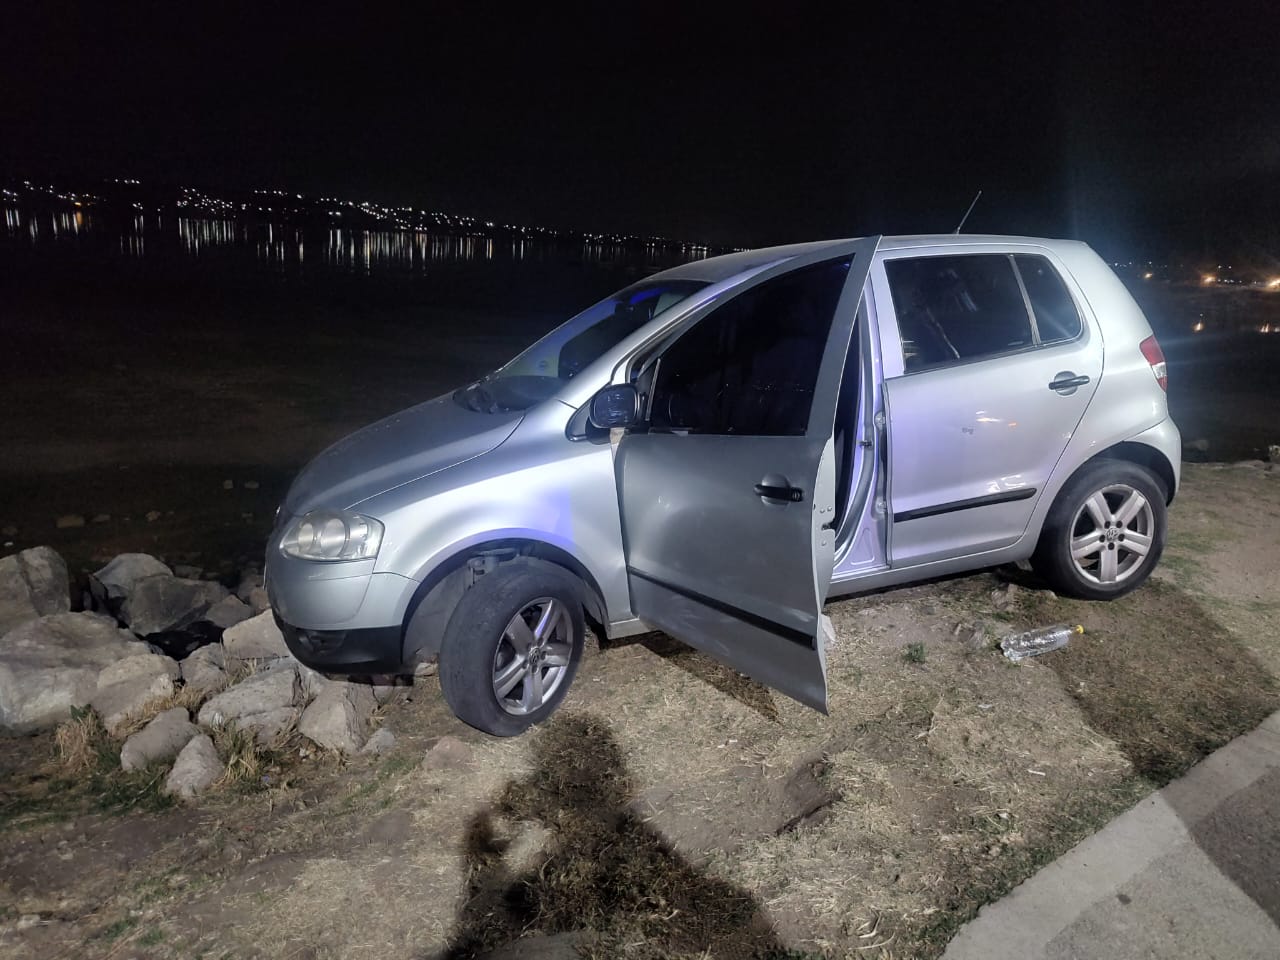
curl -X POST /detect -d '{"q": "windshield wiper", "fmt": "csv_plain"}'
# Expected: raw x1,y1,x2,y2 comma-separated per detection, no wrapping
456,381,503,414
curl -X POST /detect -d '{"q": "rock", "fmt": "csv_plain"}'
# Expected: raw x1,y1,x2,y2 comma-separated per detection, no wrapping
236,706,299,746
97,652,180,688
55,514,85,529
172,564,203,579
423,735,474,770
180,643,228,696
222,610,289,661
120,575,229,636
366,676,405,705
298,681,377,754
91,671,176,735
991,582,1019,610
297,664,330,702
1269,444,1280,464
964,622,990,652
120,707,199,771
361,727,396,756
91,513,111,524
235,571,264,603
222,479,234,490
246,586,270,615
89,553,173,609
204,595,252,630
145,510,162,522
197,662,299,727
165,734,222,799
0,545,70,636
244,480,259,490
0,613,140,731
414,660,439,678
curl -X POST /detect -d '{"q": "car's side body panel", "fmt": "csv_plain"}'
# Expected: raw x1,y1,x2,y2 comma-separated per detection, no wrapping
872,241,1106,567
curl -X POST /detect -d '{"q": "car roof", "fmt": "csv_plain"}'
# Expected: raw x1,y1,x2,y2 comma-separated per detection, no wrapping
662,234,1091,283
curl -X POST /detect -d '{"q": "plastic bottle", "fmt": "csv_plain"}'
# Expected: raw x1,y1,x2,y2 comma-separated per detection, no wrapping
999,623,1083,662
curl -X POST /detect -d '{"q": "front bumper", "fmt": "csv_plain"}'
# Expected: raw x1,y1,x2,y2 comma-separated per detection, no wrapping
265,547,419,675
275,616,405,674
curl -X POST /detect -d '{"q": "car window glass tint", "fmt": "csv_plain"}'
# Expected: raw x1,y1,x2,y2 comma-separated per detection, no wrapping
649,257,852,435
1015,255,1082,343
886,254,1033,372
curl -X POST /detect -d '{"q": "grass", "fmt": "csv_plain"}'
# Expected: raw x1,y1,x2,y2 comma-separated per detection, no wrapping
54,705,111,774
99,915,138,942
213,725,263,787
445,713,790,959
112,682,211,739
1041,579,1280,781
2,707,181,831
911,776,1153,954
4,466,1277,960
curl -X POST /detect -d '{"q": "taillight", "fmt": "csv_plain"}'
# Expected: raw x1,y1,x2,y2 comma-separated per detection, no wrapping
1139,335,1167,391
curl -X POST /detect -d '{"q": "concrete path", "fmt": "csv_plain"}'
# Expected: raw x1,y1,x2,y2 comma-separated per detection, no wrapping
944,711,1280,960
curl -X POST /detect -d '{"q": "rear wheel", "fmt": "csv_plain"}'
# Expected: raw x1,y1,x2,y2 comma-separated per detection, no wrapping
438,561,585,736
1032,460,1167,600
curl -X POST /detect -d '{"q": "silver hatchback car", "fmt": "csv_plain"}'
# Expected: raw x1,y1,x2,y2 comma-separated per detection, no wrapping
266,235,1180,735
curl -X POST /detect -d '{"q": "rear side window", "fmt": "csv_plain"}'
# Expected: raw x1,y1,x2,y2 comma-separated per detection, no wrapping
648,257,852,436
886,255,1033,371
1015,255,1082,343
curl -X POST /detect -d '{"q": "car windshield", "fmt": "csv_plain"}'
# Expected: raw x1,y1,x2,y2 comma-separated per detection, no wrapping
453,277,709,413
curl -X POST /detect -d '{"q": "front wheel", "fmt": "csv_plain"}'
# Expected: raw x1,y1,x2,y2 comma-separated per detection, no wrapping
1032,460,1168,600
438,561,586,736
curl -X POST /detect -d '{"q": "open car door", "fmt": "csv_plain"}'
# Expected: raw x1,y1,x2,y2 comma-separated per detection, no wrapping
615,237,879,712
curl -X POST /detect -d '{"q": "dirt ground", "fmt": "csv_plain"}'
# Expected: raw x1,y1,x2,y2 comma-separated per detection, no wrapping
1,461,1277,959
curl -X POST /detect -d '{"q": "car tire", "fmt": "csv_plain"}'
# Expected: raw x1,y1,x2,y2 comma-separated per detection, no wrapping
1032,459,1168,601
438,560,586,737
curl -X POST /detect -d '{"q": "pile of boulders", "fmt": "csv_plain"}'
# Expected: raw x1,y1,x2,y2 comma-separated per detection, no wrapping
0,545,397,801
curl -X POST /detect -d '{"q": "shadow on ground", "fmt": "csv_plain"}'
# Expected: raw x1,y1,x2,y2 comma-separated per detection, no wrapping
629,633,780,723
1036,578,1279,783
440,712,788,959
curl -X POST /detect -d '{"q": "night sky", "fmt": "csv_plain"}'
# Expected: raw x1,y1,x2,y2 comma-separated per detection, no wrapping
4,2,1277,258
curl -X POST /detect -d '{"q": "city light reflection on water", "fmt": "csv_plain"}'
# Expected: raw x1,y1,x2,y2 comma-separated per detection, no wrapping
1,205,705,275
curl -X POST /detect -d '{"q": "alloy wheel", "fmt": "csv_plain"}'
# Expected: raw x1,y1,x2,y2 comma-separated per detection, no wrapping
1068,482,1156,586
491,596,575,716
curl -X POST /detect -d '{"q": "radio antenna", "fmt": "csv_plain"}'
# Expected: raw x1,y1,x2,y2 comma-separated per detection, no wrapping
954,189,982,234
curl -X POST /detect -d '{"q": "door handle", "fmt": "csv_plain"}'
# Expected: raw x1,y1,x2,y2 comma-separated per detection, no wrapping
754,482,804,503
1048,373,1091,392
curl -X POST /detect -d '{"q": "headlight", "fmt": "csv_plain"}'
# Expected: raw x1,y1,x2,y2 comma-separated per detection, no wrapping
280,510,384,561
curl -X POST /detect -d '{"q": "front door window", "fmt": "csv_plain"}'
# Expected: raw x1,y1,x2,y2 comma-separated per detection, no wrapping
648,257,853,436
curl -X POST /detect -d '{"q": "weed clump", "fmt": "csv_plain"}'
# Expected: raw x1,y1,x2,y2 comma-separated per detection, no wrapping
54,706,111,774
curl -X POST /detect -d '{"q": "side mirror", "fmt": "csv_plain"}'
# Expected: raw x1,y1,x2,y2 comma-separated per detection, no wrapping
589,384,640,429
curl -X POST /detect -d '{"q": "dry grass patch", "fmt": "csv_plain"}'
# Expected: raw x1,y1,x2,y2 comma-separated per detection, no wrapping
1036,579,1280,781
54,706,111,775
112,682,210,739
213,725,264,786
12,467,1278,960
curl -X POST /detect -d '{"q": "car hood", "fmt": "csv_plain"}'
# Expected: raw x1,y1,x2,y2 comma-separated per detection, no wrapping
284,393,523,515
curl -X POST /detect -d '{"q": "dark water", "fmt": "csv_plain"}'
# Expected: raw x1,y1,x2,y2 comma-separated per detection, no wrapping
0,205,713,565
